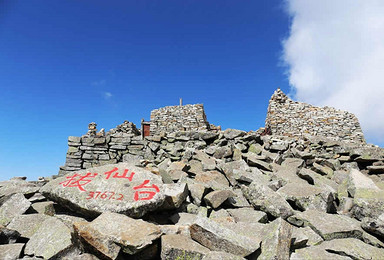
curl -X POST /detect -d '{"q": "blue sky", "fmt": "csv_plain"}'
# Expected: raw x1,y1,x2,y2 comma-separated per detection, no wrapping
0,1,382,181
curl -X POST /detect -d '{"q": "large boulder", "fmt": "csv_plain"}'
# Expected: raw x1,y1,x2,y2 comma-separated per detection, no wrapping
0,193,31,226
190,216,260,257
40,163,165,218
242,181,294,219
24,217,73,259
74,212,162,259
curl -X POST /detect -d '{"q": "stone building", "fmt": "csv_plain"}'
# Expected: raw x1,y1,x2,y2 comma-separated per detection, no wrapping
147,103,211,136
265,88,366,144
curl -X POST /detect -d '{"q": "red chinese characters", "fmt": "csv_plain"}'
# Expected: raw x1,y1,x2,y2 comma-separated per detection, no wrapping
59,172,98,192
59,167,161,201
133,180,160,201
104,167,135,181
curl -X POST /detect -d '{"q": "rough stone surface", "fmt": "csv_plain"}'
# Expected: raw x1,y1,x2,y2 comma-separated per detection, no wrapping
74,212,161,258
161,234,209,260
203,190,234,209
7,214,52,239
258,218,292,260
190,216,260,257
24,217,73,259
242,181,294,219
41,163,165,218
0,243,24,260
0,193,31,226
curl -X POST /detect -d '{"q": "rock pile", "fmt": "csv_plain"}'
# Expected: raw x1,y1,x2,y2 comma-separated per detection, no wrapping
2,128,384,259
265,89,366,144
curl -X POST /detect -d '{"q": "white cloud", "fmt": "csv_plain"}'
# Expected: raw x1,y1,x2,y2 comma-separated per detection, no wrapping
282,0,384,145
103,92,113,99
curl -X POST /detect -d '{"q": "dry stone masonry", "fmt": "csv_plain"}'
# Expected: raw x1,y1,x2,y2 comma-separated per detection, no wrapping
265,89,366,144
3,93,384,259
150,104,210,135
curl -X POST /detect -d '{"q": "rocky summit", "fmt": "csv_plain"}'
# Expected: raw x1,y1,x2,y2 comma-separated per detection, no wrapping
1,90,384,259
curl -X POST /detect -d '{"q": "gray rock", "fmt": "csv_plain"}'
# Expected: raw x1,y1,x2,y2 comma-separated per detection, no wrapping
54,214,88,233
202,251,246,260
188,183,207,206
347,168,381,198
248,143,263,155
0,243,24,260
194,171,230,190
288,210,384,247
161,234,210,260
246,154,271,171
160,183,188,210
188,160,203,175
242,181,294,219
204,190,235,209
319,238,384,260
258,218,292,260
226,189,251,208
7,214,52,239
291,226,323,248
74,212,161,258
24,217,73,259
0,193,31,226
170,212,198,226
31,201,55,216
291,245,351,260
213,146,233,159
0,179,40,198
0,225,20,244
277,182,335,212
223,129,246,139
40,163,165,218
190,216,260,257
227,208,268,223
361,216,384,239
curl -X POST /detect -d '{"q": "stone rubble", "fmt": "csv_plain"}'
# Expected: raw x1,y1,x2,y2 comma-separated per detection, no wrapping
1,90,384,259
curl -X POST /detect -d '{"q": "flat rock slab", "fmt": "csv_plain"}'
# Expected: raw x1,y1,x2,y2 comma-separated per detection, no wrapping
289,210,384,247
204,190,234,209
24,217,73,259
190,216,260,257
0,193,31,226
202,251,246,260
0,179,40,198
291,245,350,260
319,238,384,260
161,234,210,260
7,214,52,238
227,208,268,223
277,182,334,212
258,218,292,260
74,212,161,259
242,181,293,219
40,163,165,218
0,243,24,260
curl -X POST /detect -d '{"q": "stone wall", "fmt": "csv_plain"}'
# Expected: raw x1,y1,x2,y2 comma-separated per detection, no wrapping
149,104,210,135
265,89,365,144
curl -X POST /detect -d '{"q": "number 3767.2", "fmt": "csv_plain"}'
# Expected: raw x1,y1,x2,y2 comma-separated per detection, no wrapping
86,191,123,200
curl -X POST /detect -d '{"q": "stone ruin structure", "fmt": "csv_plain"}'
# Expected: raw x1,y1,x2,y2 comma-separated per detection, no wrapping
265,88,366,144
149,104,211,135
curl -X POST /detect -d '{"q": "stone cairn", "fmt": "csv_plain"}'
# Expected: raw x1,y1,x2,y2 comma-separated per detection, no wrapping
265,88,366,144
2,91,384,259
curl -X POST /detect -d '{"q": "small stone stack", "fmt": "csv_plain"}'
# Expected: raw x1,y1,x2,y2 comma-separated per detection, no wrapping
59,121,142,176
150,104,210,135
265,88,366,144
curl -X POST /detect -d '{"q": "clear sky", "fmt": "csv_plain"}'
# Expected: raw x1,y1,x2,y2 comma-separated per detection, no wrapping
0,1,382,181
